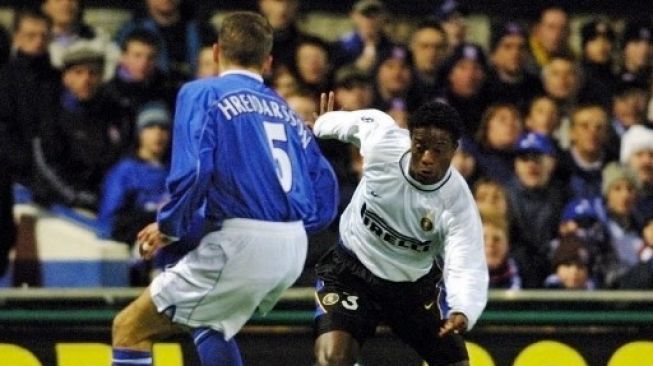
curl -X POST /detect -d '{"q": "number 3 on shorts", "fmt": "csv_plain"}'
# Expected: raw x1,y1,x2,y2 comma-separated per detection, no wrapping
263,122,293,192
342,295,359,310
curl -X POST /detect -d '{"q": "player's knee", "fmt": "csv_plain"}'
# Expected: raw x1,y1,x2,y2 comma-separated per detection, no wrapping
315,346,357,366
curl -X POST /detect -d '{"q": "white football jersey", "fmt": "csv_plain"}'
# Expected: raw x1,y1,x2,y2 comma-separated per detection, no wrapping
314,109,488,329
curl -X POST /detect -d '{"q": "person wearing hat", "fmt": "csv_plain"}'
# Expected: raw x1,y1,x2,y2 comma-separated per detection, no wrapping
435,0,469,52
599,162,643,287
486,20,543,111
332,0,394,72
31,43,129,211
544,234,596,289
617,20,653,91
579,19,617,95
621,124,653,226
437,43,491,137
506,131,567,287
97,101,174,284
42,0,120,81
371,44,418,127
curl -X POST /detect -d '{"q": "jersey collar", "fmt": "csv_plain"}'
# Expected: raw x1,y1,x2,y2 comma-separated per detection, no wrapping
399,151,452,192
219,69,264,83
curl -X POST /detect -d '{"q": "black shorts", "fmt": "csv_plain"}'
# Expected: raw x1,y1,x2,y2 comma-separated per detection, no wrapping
314,244,468,366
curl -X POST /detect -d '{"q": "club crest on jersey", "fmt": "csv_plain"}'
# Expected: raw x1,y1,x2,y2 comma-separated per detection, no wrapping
322,293,340,306
420,217,433,231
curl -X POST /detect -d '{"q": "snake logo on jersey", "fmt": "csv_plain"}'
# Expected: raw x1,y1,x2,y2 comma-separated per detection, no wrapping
360,203,431,252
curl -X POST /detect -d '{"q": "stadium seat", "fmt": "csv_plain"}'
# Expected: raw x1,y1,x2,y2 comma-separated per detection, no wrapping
608,341,653,366
513,340,588,366
0,344,42,366
56,343,111,366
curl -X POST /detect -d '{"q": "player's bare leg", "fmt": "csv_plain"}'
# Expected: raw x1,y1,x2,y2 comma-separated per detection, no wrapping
112,287,183,351
314,330,360,366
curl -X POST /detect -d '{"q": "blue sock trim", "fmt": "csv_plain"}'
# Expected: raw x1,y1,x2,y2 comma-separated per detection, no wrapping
112,348,152,366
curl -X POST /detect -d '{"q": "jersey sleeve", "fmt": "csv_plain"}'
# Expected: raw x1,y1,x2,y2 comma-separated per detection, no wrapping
157,84,216,239
313,109,398,156
303,136,339,234
441,181,488,330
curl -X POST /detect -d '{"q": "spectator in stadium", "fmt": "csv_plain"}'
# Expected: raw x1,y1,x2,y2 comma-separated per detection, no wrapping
606,83,650,159
270,65,299,99
557,104,612,200
103,29,177,135
32,45,128,211
437,43,490,137
473,178,509,220
97,102,172,285
333,65,374,112
617,20,653,92
258,0,310,71
620,124,653,226
544,234,596,289
291,36,333,98
556,197,615,287
472,103,523,184
600,162,642,287
524,94,561,137
506,132,566,288
409,18,448,106
486,20,543,111
98,101,171,245
0,25,9,66
0,9,59,189
42,0,120,80
579,19,617,96
371,45,417,128
452,137,479,185
526,6,573,71
482,212,521,289
115,0,203,82
618,217,653,289
332,0,394,72
435,0,469,52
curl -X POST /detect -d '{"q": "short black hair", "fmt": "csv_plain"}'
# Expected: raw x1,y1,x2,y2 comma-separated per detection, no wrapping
121,29,161,52
408,100,462,143
12,7,51,33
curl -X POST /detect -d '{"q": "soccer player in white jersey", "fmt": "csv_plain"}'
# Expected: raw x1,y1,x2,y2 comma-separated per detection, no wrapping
312,93,488,366
109,12,337,366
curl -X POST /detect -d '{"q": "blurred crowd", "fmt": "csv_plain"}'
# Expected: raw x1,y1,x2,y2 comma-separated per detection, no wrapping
1,0,653,289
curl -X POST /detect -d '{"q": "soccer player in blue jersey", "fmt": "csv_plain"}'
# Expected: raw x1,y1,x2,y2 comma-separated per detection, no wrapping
110,12,338,366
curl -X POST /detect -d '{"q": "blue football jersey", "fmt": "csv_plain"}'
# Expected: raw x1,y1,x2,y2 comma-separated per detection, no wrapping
158,71,337,238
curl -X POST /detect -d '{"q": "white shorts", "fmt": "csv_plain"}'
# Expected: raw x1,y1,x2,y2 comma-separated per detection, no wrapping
150,218,307,339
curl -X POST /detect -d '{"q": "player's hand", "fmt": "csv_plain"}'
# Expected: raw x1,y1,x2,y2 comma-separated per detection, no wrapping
313,91,335,121
136,222,173,260
439,312,468,337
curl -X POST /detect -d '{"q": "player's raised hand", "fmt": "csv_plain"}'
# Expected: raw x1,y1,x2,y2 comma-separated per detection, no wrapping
313,91,335,121
136,222,173,260
438,312,468,337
